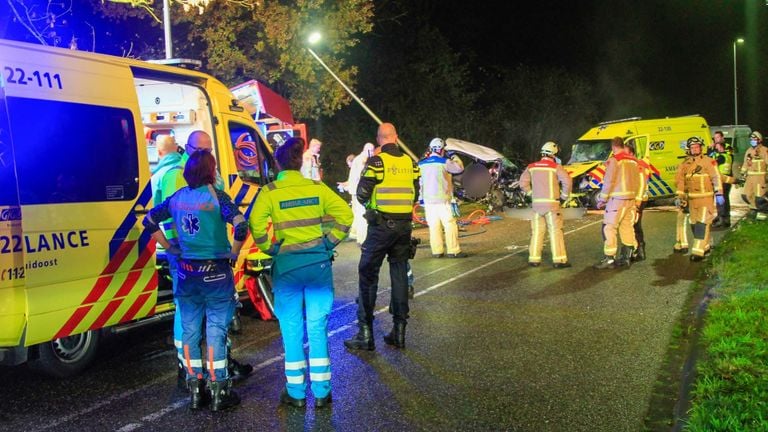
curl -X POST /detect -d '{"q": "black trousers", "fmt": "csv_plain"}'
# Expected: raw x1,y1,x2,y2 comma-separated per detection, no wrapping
717,183,732,222
633,201,647,245
357,218,412,325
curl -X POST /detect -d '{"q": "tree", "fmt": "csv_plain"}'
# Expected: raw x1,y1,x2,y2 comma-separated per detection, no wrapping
3,0,375,119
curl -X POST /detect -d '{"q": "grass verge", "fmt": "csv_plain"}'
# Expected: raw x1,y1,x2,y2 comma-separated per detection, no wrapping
683,219,768,431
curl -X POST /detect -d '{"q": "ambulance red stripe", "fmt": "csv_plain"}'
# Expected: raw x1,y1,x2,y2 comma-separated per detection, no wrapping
102,240,136,275
119,292,153,323
54,305,93,339
89,299,123,330
83,275,114,305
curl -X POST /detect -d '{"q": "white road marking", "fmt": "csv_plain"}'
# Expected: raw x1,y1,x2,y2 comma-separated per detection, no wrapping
35,219,602,432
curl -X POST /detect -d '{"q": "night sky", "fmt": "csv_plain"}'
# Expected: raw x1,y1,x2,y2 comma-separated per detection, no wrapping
431,0,768,129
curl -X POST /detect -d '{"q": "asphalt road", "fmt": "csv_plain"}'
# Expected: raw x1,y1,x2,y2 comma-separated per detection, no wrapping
0,206,737,432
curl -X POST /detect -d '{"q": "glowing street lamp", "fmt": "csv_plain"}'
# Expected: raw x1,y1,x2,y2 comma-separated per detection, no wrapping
306,32,417,160
733,37,745,125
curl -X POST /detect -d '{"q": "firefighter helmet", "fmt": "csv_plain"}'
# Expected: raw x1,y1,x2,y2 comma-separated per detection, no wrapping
686,136,703,149
429,138,445,152
750,131,763,143
541,141,558,156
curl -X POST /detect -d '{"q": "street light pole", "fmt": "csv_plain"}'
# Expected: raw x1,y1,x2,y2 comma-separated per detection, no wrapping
163,0,173,59
306,41,417,160
733,38,744,125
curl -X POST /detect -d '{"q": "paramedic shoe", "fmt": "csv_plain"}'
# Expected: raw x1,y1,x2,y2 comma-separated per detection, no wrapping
593,256,616,270
344,323,375,351
552,262,572,269
188,378,210,411
408,285,414,299
447,252,468,258
383,322,406,349
280,388,306,408
315,393,332,408
208,380,240,411
228,357,253,381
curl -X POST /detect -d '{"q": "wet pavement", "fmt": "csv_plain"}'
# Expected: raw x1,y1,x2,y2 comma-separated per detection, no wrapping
0,207,735,431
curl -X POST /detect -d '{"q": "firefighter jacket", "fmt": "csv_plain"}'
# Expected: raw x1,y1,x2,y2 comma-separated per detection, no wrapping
598,153,640,201
636,156,651,203
248,170,353,276
418,152,464,204
741,145,768,177
675,155,722,199
518,157,572,214
150,152,186,240
709,150,735,184
357,143,421,219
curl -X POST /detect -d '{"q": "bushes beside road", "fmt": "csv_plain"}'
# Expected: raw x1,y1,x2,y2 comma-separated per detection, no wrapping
684,219,768,431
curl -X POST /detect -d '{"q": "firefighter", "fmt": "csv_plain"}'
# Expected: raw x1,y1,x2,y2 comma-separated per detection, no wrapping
418,137,466,258
594,137,640,269
518,141,572,268
624,139,650,261
675,137,724,261
149,134,187,387
144,151,247,411
344,122,420,351
249,137,352,408
709,131,734,227
739,131,768,220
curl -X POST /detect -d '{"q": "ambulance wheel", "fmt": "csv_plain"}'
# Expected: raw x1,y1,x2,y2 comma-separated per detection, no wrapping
29,330,100,378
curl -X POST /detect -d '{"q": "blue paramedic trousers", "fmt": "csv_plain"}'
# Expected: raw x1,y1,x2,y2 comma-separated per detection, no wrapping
273,260,334,400
167,252,184,367
177,259,236,382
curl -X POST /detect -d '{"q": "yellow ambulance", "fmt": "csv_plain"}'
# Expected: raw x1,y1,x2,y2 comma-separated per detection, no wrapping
0,39,276,376
564,115,712,207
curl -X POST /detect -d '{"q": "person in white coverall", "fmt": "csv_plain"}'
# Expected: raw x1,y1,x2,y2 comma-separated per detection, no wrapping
344,143,375,245
418,138,467,258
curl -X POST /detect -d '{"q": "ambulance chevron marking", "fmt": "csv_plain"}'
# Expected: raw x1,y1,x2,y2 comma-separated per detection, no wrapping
89,299,123,330
118,277,157,323
54,306,93,339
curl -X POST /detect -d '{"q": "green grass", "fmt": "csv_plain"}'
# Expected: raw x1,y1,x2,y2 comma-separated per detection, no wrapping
684,219,768,432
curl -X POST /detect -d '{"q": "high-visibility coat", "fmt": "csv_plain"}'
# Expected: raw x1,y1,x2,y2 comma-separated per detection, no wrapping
598,153,640,202
365,151,420,216
518,157,571,214
248,170,353,275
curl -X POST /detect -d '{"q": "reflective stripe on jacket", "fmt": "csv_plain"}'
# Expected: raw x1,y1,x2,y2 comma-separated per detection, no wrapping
598,153,640,201
518,157,571,213
741,146,768,176
675,155,722,198
370,152,418,214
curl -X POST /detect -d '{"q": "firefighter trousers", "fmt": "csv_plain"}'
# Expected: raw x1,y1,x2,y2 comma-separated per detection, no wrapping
273,260,334,400
528,210,567,264
689,198,716,257
675,209,690,250
743,174,766,210
424,202,461,255
602,198,637,256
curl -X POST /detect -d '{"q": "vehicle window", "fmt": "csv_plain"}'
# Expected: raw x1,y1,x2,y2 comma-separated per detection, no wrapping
228,121,276,185
568,140,613,163
0,89,19,207
7,97,139,205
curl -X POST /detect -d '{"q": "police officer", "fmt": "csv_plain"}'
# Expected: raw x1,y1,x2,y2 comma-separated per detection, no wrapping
418,137,466,258
149,134,187,387
675,137,724,261
739,131,768,220
709,131,734,227
249,137,352,408
345,123,420,350
594,137,640,269
519,141,572,268
144,151,247,411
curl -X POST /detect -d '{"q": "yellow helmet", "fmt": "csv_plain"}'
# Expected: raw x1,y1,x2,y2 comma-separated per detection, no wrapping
541,141,558,156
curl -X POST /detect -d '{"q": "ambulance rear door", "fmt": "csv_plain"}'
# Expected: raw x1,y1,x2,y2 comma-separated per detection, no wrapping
0,83,27,355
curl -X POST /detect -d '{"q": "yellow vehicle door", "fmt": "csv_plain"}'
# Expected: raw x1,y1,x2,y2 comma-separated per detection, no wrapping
0,84,26,349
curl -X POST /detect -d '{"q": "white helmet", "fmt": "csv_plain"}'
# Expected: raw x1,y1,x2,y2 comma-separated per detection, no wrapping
429,137,445,152
541,141,558,156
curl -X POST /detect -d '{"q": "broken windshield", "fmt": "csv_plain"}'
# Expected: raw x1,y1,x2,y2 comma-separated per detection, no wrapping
568,140,613,163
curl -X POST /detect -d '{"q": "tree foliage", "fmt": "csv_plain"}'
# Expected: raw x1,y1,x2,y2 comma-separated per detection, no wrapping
3,0,374,119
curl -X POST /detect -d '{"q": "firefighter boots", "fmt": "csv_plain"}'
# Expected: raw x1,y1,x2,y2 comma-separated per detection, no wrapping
188,378,210,410
208,379,240,411
383,322,406,348
344,322,375,351
593,256,616,270
614,246,634,268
